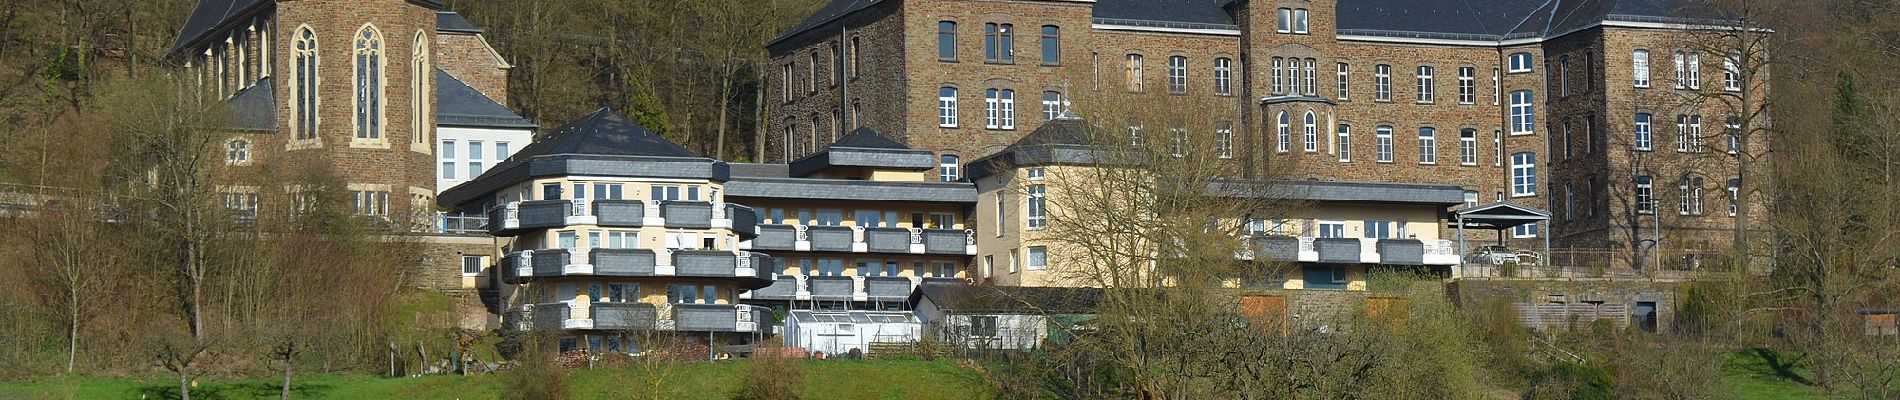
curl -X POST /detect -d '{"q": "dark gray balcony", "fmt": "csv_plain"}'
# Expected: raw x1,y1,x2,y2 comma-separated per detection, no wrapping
807,276,855,300
590,302,658,331
1255,236,1300,262
516,201,571,230
503,250,570,283
1375,239,1425,265
864,277,913,300
592,249,658,276
528,303,568,330
727,204,759,239
752,225,797,250
672,304,766,333
661,201,713,229
746,276,799,301
922,229,970,255
1313,238,1363,264
864,228,911,253
922,277,963,286
807,226,854,252
675,250,739,277
592,200,647,227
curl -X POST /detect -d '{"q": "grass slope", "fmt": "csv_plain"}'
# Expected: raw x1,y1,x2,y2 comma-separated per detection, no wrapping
0,358,989,400
1722,350,1828,399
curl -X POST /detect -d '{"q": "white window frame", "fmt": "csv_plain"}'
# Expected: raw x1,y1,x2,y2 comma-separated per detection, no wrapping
939,155,960,182
1509,90,1535,135
1510,152,1537,197
461,255,486,276
1723,53,1741,92
1632,49,1651,88
1214,58,1233,96
938,87,959,127
1026,246,1048,270
1634,113,1653,151
1292,9,1309,34
1416,65,1435,103
1417,127,1436,164
1303,58,1317,95
1215,122,1234,159
1302,111,1318,152
1271,57,1284,94
1459,129,1477,166
1508,52,1533,73
1375,126,1394,163
1275,112,1290,152
1041,91,1062,121
1337,124,1352,162
1457,66,1475,104
1167,56,1188,94
1125,54,1144,92
1636,176,1655,214
1373,64,1392,101
1336,62,1350,100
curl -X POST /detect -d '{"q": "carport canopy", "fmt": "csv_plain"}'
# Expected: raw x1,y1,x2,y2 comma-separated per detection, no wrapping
1451,202,1553,266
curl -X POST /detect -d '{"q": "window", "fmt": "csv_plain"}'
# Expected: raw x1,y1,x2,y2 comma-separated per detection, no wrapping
1318,221,1346,238
353,25,384,141
1508,52,1533,73
1459,129,1477,165
1418,127,1437,164
1276,8,1292,33
461,255,484,276
1513,223,1539,238
1673,51,1687,89
1492,68,1501,105
1511,152,1537,196
1027,178,1046,229
1677,114,1702,152
1635,175,1654,214
1457,66,1475,104
1563,182,1574,220
1125,54,1144,92
983,89,1014,129
1271,58,1284,94
1559,57,1570,97
1336,62,1350,100
440,141,457,179
1723,53,1741,91
937,21,957,60
1620,113,1648,152
849,36,861,78
1679,177,1705,216
351,190,390,217
293,27,319,140
983,23,1013,63
221,192,258,220
1303,59,1317,95
1129,124,1143,147
591,183,625,200
1364,220,1401,239
226,139,250,164
649,185,701,202
1687,52,1701,89
1726,118,1741,154
1727,179,1740,217
1215,122,1233,158
1170,127,1186,157
1293,8,1310,33
1337,124,1352,162
1041,91,1062,121
1493,130,1503,166
937,87,958,127
1373,64,1392,101
1040,26,1060,65
411,32,429,146
808,51,819,93
780,63,793,103
1416,66,1435,103
1633,49,1651,87
1167,56,1188,94
1214,58,1233,95
466,141,485,178
1375,126,1394,163
1275,111,1290,152
1509,90,1535,135
1025,246,1048,270
1302,112,1318,152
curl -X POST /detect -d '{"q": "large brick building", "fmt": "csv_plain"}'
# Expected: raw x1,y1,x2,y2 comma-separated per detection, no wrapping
766,0,1767,267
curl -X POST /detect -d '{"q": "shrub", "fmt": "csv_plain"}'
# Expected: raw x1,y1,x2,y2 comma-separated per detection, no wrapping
732,344,804,400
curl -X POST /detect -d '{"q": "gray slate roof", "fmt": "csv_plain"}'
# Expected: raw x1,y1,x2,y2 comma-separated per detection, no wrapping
910,283,1103,315
169,0,446,57
223,77,277,132
788,127,936,177
437,11,482,34
725,176,977,203
436,69,534,129
513,107,697,159
437,108,724,208
1209,180,1469,206
774,0,1731,49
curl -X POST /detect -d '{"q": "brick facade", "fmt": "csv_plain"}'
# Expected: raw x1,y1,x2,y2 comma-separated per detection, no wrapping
768,0,1769,267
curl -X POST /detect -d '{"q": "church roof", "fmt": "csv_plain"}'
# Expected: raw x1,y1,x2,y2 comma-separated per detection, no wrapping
169,0,445,58
223,77,277,132
829,127,909,150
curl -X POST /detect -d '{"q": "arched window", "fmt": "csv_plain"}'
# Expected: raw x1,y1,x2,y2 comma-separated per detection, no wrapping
293,26,320,140
1275,111,1289,152
1302,111,1317,152
226,139,251,164
411,31,430,146
353,25,385,141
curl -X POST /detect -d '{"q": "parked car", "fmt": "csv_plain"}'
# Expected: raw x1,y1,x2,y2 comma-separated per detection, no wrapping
1466,245,1519,265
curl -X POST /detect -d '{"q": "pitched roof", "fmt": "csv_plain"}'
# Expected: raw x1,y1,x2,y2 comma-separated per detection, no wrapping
436,11,482,34
1094,0,1236,28
911,284,1103,315
770,0,887,46
223,77,277,132
169,0,446,57
1209,180,1470,205
786,127,936,177
435,69,534,129
509,107,697,160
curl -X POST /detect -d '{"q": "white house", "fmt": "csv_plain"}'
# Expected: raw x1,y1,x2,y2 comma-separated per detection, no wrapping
909,283,1100,351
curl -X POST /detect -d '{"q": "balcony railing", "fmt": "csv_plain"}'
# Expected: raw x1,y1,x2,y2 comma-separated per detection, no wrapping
1237,236,1459,266
486,200,759,239
526,302,758,333
741,275,952,302
741,225,977,256
502,248,774,283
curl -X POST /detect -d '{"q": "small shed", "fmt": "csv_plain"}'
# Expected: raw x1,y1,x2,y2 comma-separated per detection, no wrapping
780,310,921,357
909,283,1102,351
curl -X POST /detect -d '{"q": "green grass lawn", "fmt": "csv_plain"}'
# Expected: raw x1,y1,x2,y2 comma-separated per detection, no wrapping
0,358,991,400
1722,350,1828,400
